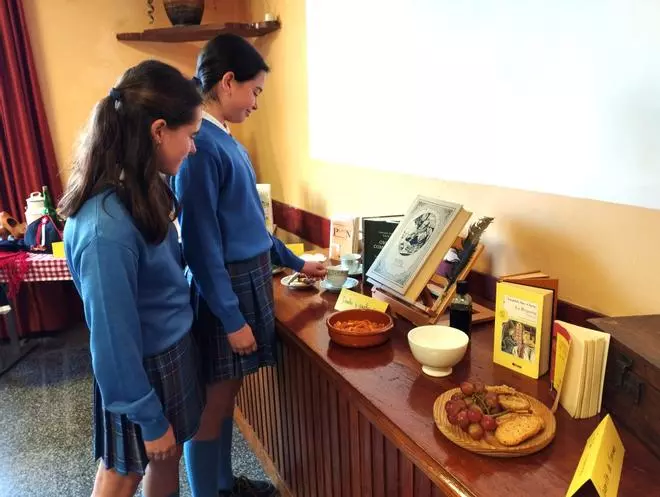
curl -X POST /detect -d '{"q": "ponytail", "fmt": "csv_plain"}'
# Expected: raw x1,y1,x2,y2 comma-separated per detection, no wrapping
59,95,124,219
59,60,201,244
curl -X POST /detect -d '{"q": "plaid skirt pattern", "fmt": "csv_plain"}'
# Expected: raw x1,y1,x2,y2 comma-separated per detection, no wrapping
93,331,205,475
192,251,276,384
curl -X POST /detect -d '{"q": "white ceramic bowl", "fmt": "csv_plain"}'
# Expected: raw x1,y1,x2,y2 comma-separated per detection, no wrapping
407,325,469,377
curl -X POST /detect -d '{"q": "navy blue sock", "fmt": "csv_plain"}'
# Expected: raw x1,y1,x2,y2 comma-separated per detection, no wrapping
217,417,234,491
184,438,221,497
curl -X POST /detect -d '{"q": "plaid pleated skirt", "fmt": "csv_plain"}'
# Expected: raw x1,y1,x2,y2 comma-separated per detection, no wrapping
191,251,277,384
93,332,205,475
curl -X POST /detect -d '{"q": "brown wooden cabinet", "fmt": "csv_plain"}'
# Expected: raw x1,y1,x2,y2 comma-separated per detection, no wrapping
235,277,660,497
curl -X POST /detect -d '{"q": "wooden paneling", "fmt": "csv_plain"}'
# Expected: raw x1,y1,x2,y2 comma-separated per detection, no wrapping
236,338,447,497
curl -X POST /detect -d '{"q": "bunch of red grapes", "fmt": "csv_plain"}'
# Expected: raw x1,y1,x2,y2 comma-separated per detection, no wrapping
444,381,504,441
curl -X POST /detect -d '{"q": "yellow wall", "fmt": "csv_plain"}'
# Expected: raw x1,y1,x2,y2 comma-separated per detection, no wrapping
23,0,247,185
234,0,660,316
23,0,659,315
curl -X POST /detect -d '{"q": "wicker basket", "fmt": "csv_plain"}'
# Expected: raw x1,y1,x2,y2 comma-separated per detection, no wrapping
433,387,557,457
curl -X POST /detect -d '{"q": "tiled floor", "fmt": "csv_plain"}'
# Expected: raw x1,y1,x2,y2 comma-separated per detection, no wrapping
0,326,268,497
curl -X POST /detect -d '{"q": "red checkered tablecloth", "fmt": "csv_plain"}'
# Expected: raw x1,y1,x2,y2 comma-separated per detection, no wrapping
0,253,72,283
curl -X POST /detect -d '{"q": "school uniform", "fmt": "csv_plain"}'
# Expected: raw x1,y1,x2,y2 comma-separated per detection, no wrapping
173,113,304,384
64,191,204,475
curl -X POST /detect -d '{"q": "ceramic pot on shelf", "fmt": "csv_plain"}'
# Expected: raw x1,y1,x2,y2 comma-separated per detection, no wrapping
163,0,205,26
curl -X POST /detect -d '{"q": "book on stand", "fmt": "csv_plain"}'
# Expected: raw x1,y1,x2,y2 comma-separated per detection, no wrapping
366,196,472,300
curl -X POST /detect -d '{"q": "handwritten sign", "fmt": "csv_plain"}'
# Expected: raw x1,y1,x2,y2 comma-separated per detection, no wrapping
286,243,305,256
552,323,572,413
566,414,625,497
334,289,388,312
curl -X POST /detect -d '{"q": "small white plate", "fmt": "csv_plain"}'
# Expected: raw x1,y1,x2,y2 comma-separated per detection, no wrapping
320,277,359,292
281,274,316,289
272,266,285,275
300,253,327,263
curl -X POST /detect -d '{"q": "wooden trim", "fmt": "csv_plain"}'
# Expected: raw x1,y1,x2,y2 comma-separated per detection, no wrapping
272,200,331,249
234,406,294,497
272,200,606,324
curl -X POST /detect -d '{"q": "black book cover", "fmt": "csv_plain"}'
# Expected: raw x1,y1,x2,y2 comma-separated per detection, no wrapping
361,215,403,280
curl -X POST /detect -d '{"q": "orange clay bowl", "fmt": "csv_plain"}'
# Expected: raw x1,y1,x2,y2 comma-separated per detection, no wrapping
326,309,394,348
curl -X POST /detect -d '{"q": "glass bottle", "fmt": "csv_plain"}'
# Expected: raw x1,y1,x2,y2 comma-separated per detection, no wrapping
42,186,55,217
449,279,472,336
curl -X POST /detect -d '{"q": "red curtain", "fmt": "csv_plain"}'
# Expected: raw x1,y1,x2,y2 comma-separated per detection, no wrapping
0,0,81,337
0,0,62,216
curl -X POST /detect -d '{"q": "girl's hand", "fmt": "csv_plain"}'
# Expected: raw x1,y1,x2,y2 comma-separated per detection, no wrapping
301,261,327,279
144,424,177,461
228,323,257,355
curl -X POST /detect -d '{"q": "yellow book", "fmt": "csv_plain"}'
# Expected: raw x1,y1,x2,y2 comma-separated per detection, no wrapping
555,320,611,419
493,282,554,379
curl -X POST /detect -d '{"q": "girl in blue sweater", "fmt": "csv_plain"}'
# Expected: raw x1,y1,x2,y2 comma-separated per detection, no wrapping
173,35,326,497
60,60,204,497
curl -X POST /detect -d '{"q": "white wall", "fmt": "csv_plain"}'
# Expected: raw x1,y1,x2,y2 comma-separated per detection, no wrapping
307,0,660,210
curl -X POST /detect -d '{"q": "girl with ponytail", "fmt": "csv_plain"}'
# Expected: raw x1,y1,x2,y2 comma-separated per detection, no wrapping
60,60,203,497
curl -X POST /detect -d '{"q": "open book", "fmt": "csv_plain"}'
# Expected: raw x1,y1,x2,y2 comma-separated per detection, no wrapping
554,320,611,419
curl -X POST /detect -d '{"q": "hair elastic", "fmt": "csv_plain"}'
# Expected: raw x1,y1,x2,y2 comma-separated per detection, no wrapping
109,87,121,101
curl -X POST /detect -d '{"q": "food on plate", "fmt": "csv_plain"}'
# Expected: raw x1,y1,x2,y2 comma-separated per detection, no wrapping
332,320,387,333
485,385,518,395
286,273,315,286
495,414,545,446
467,423,484,440
444,381,545,446
498,394,531,412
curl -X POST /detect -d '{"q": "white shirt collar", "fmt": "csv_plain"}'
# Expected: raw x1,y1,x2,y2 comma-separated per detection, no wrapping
202,111,230,135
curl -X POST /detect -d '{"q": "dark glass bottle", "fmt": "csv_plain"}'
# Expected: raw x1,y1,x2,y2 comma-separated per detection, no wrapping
449,280,472,336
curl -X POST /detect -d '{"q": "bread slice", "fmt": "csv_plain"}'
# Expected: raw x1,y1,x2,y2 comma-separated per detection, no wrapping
486,385,518,395
498,394,531,412
495,415,544,446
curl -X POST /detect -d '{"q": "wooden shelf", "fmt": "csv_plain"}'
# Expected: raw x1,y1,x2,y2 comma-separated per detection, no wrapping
116,20,280,43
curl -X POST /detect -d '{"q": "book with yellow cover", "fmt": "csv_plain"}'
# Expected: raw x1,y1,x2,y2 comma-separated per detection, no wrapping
493,281,554,379
554,320,611,419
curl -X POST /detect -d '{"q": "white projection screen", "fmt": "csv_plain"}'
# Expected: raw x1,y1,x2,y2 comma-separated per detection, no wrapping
306,0,660,210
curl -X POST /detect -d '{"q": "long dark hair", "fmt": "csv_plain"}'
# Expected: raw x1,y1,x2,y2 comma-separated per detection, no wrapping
195,34,269,99
59,60,202,243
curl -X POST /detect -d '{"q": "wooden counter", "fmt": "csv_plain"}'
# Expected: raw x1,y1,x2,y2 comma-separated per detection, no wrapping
235,276,660,497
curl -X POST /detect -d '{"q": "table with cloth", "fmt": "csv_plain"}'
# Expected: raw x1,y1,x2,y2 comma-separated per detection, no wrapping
0,251,80,376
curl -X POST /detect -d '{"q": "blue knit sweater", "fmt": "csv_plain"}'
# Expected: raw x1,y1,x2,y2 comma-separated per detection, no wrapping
173,118,304,333
65,192,192,441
